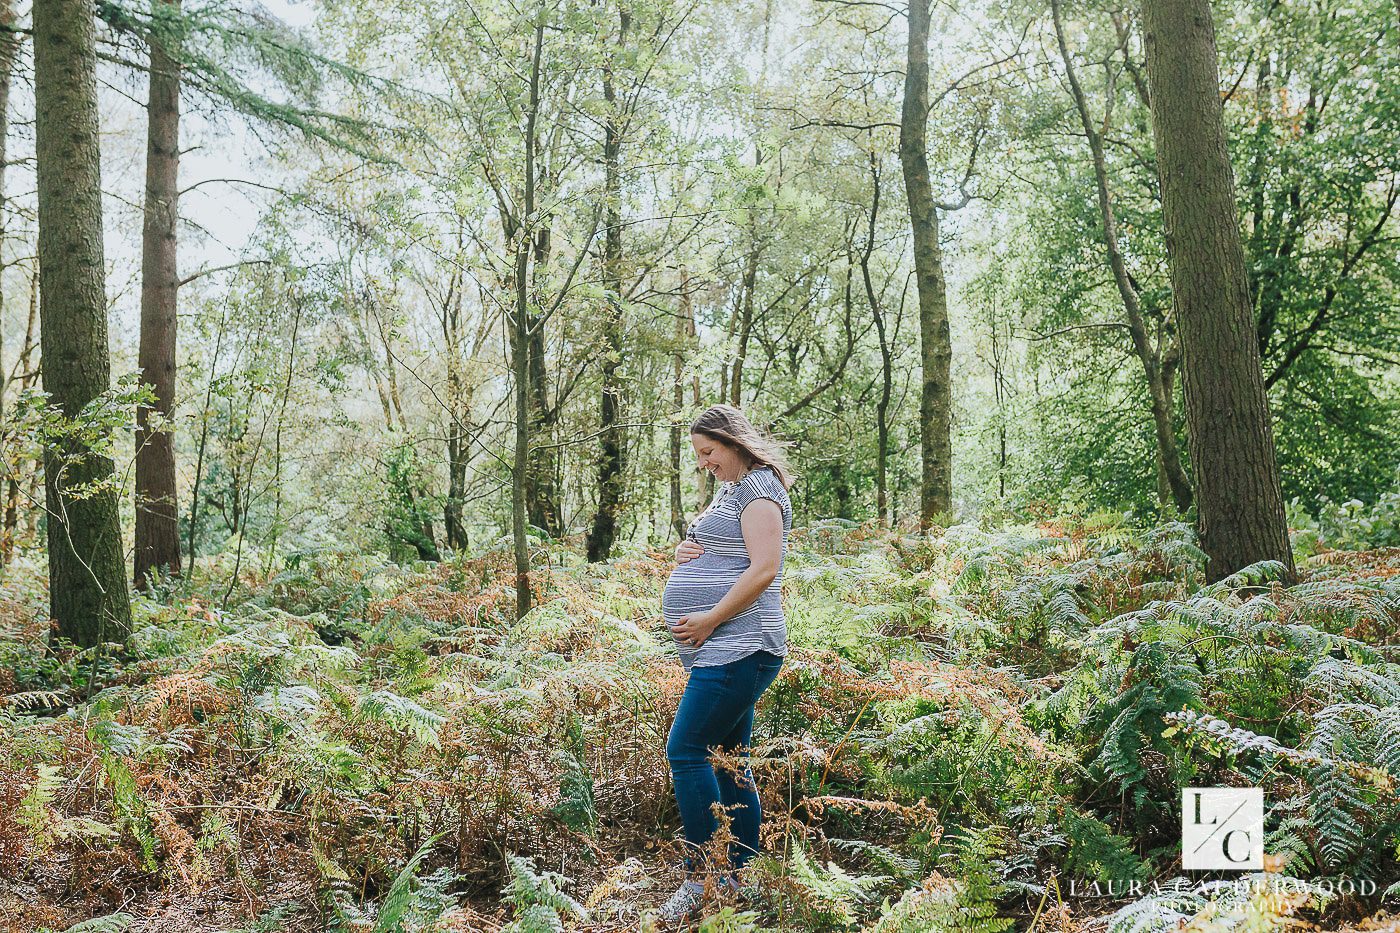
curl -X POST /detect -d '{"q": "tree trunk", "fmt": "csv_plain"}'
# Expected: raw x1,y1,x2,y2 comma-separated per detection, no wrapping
900,0,953,528
728,238,760,407
1052,0,1192,514
511,21,546,620
1141,0,1295,583
438,258,470,552
34,0,134,646
2,286,38,565
587,7,629,562
134,0,182,588
860,149,893,524
0,0,23,565
670,267,692,541
523,323,562,536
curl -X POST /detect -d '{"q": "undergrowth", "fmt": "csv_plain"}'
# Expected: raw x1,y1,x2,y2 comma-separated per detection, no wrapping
1,514,1397,931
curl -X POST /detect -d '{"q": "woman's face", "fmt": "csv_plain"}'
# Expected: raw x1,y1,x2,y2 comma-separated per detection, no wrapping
691,433,752,483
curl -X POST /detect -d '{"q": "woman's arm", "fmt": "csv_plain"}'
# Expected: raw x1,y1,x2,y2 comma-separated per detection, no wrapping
669,498,783,647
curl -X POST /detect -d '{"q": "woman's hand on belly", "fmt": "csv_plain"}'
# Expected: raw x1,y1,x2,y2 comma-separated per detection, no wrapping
669,609,721,647
675,539,705,564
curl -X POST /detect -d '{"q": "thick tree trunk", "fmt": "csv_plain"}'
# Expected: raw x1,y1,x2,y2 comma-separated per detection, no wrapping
900,0,953,528
587,8,629,562
34,0,134,645
1052,0,1192,514
135,0,183,588
1141,0,1295,583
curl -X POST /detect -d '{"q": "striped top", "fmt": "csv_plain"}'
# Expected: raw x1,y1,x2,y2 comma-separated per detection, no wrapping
662,466,792,670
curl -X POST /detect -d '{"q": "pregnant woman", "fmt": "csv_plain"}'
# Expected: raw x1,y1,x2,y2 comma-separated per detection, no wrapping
657,404,796,923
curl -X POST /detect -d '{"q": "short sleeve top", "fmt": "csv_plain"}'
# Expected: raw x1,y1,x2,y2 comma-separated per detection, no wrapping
661,466,792,670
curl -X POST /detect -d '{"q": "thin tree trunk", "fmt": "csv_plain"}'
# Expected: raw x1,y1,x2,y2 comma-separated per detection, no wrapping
1141,0,1295,583
690,321,710,509
670,267,691,540
34,0,133,646
1052,0,1192,513
587,5,630,562
0,9,26,563
900,0,953,528
441,246,470,552
523,193,563,537
135,0,182,587
186,304,226,564
2,282,37,565
992,326,1008,500
859,149,893,524
728,238,760,407
524,325,562,535
511,21,545,620
0,0,13,393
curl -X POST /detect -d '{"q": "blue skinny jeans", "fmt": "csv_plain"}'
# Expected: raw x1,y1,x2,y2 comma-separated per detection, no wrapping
665,649,784,873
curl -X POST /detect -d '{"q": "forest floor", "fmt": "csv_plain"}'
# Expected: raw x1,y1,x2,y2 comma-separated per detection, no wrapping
1,518,1398,932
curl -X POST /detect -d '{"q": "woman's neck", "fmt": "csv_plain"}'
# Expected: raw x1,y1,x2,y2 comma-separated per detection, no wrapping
727,462,759,484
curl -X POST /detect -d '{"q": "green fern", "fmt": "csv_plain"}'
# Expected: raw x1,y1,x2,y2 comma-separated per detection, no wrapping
1264,812,1316,875
101,754,158,872
18,763,63,851
1062,811,1147,882
868,880,964,933
355,689,445,748
549,714,596,833
831,838,922,883
763,844,886,928
697,906,762,933
41,915,135,933
373,833,452,933
936,827,1013,933
501,853,588,931
1306,713,1367,870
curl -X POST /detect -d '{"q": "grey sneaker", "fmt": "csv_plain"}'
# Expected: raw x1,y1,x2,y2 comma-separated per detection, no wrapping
657,879,706,923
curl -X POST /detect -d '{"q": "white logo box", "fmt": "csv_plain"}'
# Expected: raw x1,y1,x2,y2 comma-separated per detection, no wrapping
1182,787,1264,870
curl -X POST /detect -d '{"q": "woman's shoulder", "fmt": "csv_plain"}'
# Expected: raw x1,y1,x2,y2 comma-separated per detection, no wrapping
742,466,790,501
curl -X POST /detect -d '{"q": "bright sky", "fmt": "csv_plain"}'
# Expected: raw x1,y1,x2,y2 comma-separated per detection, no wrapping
85,0,322,349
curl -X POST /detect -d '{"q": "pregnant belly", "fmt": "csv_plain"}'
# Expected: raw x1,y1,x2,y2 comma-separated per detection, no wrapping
662,556,743,622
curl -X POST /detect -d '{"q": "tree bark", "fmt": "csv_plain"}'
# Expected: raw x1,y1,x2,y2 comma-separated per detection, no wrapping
900,0,953,528
134,0,183,588
1141,0,1295,583
859,149,893,524
35,0,134,645
510,21,546,620
443,285,470,550
727,238,760,407
2,284,38,565
523,312,562,536
1052,0,1192,514
587,5,630,562
0,0,23,565
670,268,692,540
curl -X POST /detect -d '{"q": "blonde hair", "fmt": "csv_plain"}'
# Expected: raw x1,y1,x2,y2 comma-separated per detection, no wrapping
690,404,799,491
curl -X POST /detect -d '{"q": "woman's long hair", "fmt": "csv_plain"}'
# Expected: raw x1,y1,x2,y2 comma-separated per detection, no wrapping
690,404,799,491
